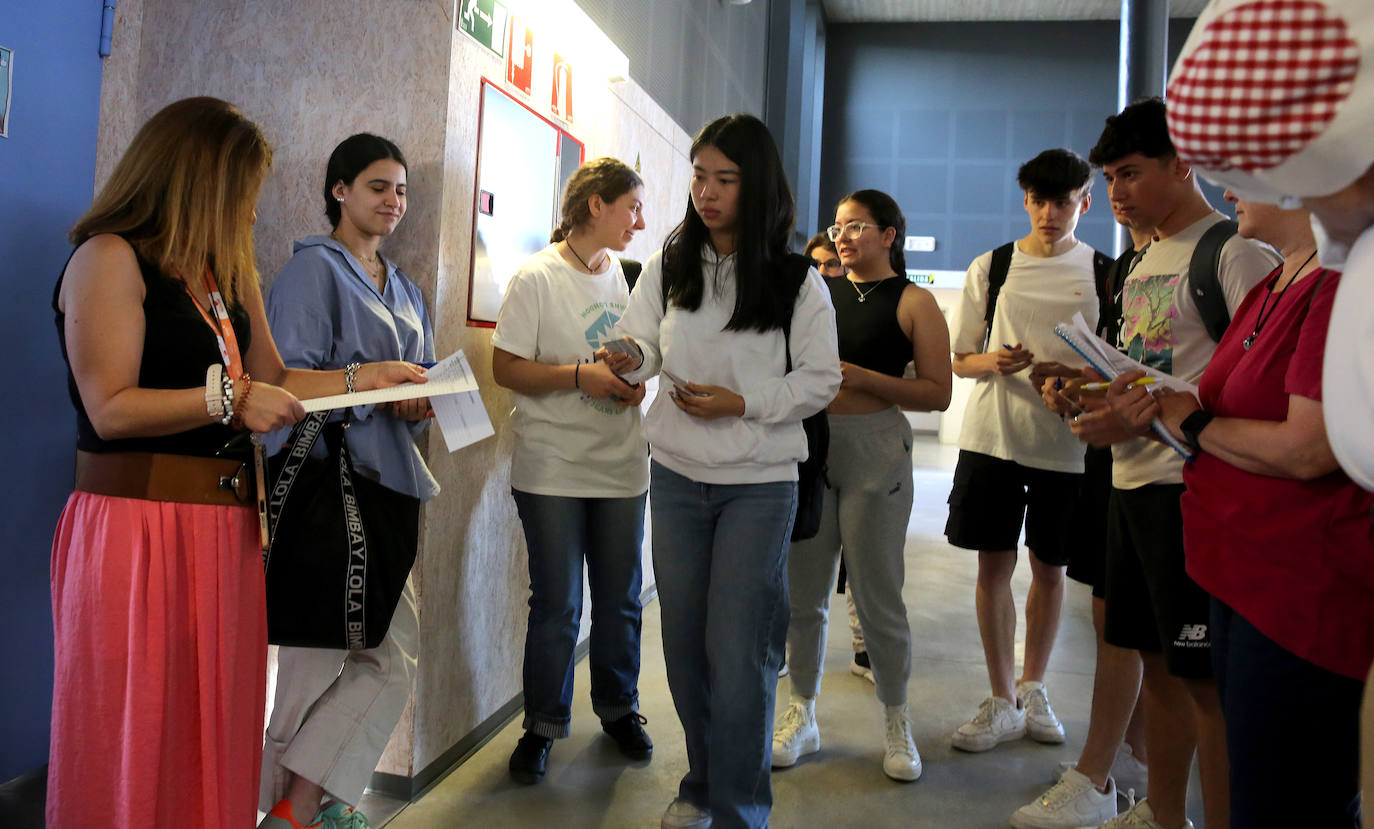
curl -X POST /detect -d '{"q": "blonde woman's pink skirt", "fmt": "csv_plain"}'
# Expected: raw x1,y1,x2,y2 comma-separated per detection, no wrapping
47,490,267,828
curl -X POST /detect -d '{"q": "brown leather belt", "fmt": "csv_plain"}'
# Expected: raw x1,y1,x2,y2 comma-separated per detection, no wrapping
75,450,254,507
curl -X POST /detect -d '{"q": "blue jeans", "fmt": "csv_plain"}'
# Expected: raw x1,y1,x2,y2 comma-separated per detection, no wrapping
650,461,796,829
512,489,647,738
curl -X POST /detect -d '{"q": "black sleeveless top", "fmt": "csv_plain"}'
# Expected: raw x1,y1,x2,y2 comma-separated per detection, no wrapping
826,275,912,378
53,244,252,457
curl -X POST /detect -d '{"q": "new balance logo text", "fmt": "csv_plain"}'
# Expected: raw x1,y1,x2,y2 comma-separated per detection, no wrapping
1174,624,1210,648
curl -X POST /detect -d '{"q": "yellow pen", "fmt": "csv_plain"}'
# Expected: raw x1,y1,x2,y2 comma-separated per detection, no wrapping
1080,377,1158,391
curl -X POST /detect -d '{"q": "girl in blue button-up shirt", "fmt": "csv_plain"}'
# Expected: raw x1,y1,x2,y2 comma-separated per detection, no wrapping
259,134,435,829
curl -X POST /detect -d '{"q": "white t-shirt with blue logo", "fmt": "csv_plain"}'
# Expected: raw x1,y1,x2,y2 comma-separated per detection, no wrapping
492,245,648,498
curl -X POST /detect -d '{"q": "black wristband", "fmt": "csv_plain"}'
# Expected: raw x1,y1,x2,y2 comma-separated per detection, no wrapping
1180,410,1214,454
574,363,581,389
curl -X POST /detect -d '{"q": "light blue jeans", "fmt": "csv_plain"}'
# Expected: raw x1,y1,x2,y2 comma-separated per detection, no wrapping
512,489,647,738
650,461,797,829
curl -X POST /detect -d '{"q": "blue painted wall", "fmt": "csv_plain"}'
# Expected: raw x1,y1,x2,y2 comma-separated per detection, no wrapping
820,19,1224,269
0,0,104,781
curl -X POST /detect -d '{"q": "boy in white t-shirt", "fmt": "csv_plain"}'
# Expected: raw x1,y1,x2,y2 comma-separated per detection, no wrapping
946,149,1103,758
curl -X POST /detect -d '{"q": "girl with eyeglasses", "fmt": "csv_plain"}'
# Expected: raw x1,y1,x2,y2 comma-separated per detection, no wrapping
804,232,847,279
772,190,952,782
602,114,841,829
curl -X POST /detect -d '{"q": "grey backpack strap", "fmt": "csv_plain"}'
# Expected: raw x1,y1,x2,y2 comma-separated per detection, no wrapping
1188,220,1239,343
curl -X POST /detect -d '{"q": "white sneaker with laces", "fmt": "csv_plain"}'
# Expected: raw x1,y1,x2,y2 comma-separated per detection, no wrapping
1010,768,1116,829
1085,796,1194,829
951,695,1026,752
661,798,712,829
771,701,820,768
1017,680,1066,744
1054,743,1148,795
882,703,922,782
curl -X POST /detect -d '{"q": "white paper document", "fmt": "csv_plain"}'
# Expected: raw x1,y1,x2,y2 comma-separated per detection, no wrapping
302,355,480,413
1054,312,1197,395
426,351,495,452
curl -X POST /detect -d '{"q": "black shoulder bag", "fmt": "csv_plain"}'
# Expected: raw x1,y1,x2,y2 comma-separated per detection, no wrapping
264,411,420,650
780,254,830,542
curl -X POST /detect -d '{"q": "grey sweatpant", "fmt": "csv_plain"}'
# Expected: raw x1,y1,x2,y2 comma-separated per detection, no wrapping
786,407,914,706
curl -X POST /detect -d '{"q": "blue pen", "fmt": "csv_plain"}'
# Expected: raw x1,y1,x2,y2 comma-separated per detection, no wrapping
1002,343,1014,351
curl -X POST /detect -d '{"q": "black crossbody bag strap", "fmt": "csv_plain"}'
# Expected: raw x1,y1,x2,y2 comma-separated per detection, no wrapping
982,242,1016,352
264,410,329,568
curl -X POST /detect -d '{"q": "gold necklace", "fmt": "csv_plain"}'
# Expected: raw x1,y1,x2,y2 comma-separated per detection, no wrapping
331,231,379,266
849,278,883,303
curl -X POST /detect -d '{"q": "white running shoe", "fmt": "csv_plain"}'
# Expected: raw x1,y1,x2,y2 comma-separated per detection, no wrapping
951,695,1026,752
1017,680,1066,744
771,701,820,768
661,798,712,829
850,651,875,685
882,704,922,782
1054,743,1148,794
1086,797,1193,829
1010,767,1117,829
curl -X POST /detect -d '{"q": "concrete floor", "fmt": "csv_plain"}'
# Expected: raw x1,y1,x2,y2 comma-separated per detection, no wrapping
378,438,1205,828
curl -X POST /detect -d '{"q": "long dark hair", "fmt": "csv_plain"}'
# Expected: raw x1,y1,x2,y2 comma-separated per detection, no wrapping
324,134,407,229
839,189,906,275
662,114,797,333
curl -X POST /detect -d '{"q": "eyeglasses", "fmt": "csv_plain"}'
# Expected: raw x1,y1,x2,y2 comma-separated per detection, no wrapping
826,221,882,242
812,257,847,276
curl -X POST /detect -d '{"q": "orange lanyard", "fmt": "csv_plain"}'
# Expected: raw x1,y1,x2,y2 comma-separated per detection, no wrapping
184,271,245,379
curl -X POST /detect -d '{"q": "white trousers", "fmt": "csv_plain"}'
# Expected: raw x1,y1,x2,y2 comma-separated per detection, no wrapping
259,578,418,811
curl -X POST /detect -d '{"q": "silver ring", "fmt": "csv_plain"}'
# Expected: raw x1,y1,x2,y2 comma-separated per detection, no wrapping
1071,414,1081,425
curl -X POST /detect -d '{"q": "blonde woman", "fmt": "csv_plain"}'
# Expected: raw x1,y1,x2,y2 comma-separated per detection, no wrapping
492,157,651,784
48,97,422,828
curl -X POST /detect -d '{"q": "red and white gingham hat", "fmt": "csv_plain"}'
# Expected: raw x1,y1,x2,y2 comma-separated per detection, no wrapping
1167,0,1373,203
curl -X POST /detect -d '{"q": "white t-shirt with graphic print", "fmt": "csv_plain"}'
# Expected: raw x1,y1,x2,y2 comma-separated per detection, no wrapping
1111,212,1280,489
492,245,648,498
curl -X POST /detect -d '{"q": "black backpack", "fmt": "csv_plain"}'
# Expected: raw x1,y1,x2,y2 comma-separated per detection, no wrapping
780,254,829,542
1181,220,1239,343
982,241,1114,352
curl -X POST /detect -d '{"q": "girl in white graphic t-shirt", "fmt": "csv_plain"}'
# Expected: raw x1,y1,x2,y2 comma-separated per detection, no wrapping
491,157,653,785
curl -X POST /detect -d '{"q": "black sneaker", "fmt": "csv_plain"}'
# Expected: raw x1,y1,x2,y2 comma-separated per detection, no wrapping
601,712,653,760
509,732,552,784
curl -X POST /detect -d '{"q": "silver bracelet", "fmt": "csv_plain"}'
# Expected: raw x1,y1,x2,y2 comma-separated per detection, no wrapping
220,375,235,426
345,362,361,395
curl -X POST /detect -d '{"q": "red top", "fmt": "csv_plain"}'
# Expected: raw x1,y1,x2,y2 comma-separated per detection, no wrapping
1182,266,1374,680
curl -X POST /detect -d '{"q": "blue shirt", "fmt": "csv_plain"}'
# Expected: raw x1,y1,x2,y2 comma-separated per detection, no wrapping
265,235,439,501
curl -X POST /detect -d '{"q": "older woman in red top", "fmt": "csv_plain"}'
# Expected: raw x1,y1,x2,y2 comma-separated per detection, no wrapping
1109,192,1373,828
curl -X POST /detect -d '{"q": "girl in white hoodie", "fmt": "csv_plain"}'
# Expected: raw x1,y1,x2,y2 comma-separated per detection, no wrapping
604,113,841,829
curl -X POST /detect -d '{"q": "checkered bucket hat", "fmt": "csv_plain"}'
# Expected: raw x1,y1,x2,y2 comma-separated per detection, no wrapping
1167,0,1373,203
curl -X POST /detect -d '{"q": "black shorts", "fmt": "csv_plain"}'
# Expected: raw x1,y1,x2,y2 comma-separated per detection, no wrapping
944,450,1082,566
1103,484,1214,680
1066,446,1112,598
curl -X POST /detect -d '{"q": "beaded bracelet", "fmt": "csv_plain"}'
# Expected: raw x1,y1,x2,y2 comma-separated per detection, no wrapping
231,374,253,430
220,374,235,426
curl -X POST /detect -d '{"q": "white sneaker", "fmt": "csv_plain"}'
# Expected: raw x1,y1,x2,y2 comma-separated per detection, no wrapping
850,651,875,685
882,704,922,782
1087,797,1193,829
771,701,820,768
1017,680,1066,744
1010,768,1117,829
951,695,1026,752
661,798,712,829
1054,744,1148,794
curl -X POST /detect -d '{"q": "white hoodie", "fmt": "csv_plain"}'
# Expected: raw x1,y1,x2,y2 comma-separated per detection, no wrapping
614,248,841,485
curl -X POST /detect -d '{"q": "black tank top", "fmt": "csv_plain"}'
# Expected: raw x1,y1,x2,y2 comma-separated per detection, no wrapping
826,275,912,377
53,244,252,457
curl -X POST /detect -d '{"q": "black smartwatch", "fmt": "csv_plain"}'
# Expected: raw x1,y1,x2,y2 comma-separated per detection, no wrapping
1179,410,1214,454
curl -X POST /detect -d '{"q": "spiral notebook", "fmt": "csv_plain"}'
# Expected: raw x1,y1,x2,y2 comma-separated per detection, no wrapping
1053,312,1195,459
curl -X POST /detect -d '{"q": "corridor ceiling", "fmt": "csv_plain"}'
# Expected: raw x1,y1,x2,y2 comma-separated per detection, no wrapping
822,1,1210,22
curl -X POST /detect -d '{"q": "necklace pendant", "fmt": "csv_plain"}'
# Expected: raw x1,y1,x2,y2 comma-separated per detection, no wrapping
1242,335,1255,350
857,294,866,302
